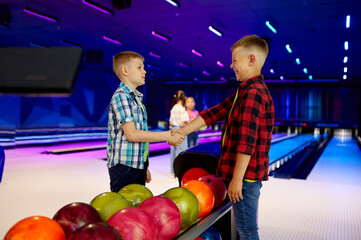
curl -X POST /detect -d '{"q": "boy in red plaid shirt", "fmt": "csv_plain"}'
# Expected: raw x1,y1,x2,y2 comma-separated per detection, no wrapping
172,35,274,239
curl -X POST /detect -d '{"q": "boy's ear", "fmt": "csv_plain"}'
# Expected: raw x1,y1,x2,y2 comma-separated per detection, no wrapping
120,65,128,76
249,54,256,66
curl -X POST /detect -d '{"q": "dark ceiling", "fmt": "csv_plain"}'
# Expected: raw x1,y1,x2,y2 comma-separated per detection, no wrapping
1,0,360,86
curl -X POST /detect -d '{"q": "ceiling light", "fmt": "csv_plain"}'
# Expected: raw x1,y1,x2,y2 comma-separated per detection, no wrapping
202,70,210,76
285,44,292,53
344,41,349,50
82,0,114,15
295,58,301,65
165,0,180,7
23,7,58,22
217,61,224,67
344,67,348,73
303,68,308,74
265,21,277,34
208,26,223,37
30,42,47,48
270,69,275,74
346,15,350,28
343,75,347,80
179,62,191,68
151,30,170,41
149,52,162,59
280,76,284,80
103,35,123,45
220,77,227,81
147,64,160,70
59,40,82,47
192,49,203,57
343,56,348,63
309,75,313,80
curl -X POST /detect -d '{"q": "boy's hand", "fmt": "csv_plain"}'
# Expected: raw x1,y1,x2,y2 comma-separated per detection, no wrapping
227,180,243,203
170,129,186,137
146,169,152,183
167,131,185,146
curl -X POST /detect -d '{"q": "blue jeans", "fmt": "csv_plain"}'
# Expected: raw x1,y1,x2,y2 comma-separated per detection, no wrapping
187,131,199,148
232,180,262,240
170,135,187,174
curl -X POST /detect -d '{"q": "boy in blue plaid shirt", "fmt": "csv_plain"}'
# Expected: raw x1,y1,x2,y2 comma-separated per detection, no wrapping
107,51,184,192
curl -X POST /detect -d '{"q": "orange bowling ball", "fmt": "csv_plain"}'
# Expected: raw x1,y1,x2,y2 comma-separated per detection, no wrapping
182,180,215,218
4,216,66,240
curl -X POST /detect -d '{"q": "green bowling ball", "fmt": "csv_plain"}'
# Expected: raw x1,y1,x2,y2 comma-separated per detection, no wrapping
90,192,130,222
118,184,153,207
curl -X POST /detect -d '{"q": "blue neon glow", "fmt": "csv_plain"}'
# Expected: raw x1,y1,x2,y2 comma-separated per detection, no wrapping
295,58,301,65
343,74,347,80
344,67,348,73
208,26,223,37
303,68,308,74
265,21,277,34
346,15,350,28
344,41,349,50
270,69,275,74
309,75,313,80
165,0,179,7
343,56,348,63
280,76,284,80
285,44,292,53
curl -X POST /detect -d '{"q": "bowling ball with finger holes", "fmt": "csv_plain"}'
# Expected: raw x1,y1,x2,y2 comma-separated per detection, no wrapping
181,167,209,185
198,174,227,209
90,192,130,222
67,222,123,240
118,183,153,207
182,180,215,218
107,207,157,240
53,202,101,238
139,196,182,240
162,187,200,229
4,216,66,240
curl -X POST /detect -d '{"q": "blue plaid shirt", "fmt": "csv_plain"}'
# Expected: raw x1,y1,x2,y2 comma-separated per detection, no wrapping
107,82,148,169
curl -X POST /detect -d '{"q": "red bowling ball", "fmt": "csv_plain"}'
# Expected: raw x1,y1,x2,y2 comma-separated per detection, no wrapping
139,196,182,240
181,167,209,185
198,174,227,208
53,202,102,237
68,222,123,240
107,207,157,240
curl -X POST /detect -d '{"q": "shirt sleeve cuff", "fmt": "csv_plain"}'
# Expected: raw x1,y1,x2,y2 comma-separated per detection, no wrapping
237,144,254,155
199,109,213,126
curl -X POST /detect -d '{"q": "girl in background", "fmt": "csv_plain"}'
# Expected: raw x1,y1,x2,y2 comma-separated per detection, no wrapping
185,96,199,148
169,90,189,177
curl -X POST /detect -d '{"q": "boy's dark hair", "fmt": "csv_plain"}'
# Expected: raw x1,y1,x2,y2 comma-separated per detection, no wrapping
172,90,186,107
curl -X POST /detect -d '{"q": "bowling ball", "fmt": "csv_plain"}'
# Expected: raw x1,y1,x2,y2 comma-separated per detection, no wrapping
194,237,204,240
181,167,209,185
118,183,153,207
90,192,130,222
4,216,66,240
68,222,123,240
53,202,101,237
139,196,181,240
200,226,222,240
198,174,227,208
182,180,215,218
107,207,157,240
162,187,199,229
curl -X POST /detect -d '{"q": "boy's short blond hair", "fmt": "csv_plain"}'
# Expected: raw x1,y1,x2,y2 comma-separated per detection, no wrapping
231,35,269,67
113,51,144,76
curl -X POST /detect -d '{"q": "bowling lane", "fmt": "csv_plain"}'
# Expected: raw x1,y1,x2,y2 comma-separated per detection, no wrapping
307,136,361,185
269,134,318,163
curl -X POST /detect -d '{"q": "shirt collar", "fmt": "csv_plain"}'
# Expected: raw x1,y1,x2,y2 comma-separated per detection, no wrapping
239,75,264,89
118,81,143,98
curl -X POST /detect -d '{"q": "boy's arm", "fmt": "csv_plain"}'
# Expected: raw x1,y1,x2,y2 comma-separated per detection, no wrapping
122,122,184,145
227,153,251,203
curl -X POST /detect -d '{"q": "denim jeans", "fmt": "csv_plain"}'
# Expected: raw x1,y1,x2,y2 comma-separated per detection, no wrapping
232,180,263,240
187,131,199,148
170,135,187,174
108,161,148,193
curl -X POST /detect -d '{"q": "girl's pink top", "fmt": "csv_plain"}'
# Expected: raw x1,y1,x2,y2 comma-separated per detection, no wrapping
187,109,199,121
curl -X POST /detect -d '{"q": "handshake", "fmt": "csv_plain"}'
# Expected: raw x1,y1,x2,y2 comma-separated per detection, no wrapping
166,129,186,147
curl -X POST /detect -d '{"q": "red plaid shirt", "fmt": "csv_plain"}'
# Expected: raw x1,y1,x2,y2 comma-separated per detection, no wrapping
199,75,274,181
